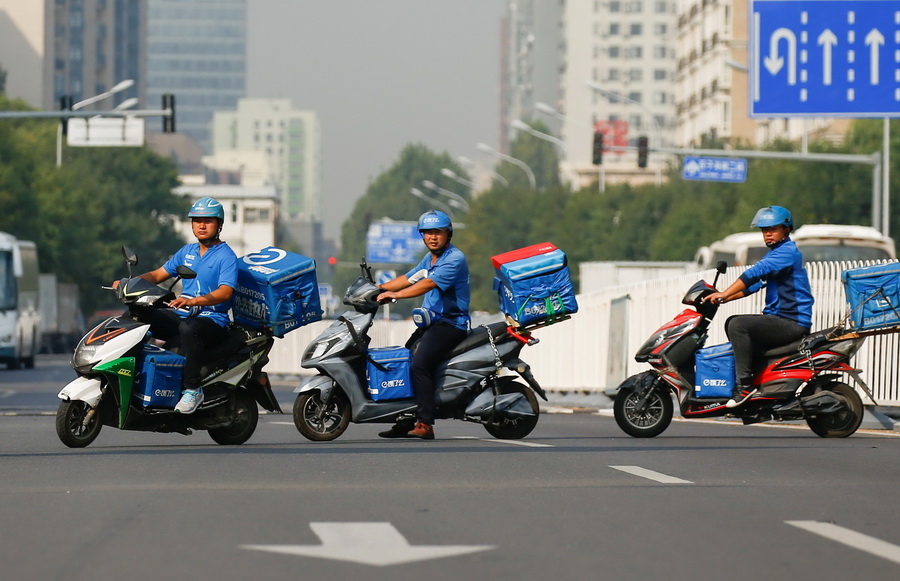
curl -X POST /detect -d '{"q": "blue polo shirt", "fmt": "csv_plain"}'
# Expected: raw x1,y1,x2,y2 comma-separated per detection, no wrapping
164,242,238,327
405,244,471,331
739,237,814,328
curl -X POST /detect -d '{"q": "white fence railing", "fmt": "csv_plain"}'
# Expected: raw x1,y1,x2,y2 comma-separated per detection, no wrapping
266,261,900,406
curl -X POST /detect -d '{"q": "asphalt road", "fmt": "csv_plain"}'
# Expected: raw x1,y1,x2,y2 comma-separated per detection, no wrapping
2,356,900,581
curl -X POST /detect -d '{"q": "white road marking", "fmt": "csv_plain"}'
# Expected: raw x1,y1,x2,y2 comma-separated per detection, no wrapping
452,436,554,448
786,521,900,565
610,465,693,484
242,522,493,566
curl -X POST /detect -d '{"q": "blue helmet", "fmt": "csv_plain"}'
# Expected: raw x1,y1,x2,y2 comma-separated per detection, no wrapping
751,205,793,229
188,197,225,220
417,210,453,232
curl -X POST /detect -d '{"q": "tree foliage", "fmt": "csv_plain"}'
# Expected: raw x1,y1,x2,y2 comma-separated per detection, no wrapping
0,93,188,315
344,120,900,312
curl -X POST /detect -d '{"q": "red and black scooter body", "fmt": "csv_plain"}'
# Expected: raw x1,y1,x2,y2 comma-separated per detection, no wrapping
615,264,869,437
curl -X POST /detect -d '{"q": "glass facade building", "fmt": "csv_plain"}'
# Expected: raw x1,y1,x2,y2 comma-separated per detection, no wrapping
146,0,246,151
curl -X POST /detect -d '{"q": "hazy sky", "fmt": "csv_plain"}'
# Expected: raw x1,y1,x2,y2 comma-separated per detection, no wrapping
247,0,507,241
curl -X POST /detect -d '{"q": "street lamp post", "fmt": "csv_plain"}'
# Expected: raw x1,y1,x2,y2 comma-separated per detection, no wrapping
440,168,477,193
422,180,470,212
410,188,455,218
476,142,536,190
510,119,567,155
57,79,135,167
457,156,509,188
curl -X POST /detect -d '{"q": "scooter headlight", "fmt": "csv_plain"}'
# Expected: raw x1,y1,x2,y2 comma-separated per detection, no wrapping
72,344,101,373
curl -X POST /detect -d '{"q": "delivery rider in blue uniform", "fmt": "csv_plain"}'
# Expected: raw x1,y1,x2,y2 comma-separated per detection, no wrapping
376,210,471,439
116,197,238,414
705,206,814,408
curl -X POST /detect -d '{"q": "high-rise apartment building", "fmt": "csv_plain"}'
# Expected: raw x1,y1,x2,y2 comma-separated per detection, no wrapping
503,0,679,188
146,0,246,151
211,98,322,224
0,0,145,110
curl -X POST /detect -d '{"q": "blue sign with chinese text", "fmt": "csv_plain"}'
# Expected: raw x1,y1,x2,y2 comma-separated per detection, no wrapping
751,0,900,117
366,222,421,264
682,157,748,183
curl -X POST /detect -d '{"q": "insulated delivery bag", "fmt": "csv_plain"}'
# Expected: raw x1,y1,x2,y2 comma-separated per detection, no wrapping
841,262,900,332
233,247,323,336
366,346,413,401
693,343,735,398
491,242,578,327
134,345,185,407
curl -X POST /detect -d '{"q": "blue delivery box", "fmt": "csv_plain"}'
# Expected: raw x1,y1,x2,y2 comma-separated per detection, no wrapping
841,263,900,332
693,343,736,398
233,247,323,336
366,346,413,401
491,242,578,327
134,345,185,408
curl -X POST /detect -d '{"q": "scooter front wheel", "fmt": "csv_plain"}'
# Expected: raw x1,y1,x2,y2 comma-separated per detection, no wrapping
56,400,103,448
613,375,673,438
293,390,350,441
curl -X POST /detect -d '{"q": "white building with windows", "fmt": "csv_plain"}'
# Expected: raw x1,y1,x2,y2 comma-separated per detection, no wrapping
173,184,278,258
211,98,322,224
503,0,679,189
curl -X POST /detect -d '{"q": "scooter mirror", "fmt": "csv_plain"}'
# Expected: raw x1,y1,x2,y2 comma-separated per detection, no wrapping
716,260,728,273
176,265,197,280
122,246,138,266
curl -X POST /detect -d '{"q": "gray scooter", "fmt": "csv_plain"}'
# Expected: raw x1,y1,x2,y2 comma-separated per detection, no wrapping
292,261,548,441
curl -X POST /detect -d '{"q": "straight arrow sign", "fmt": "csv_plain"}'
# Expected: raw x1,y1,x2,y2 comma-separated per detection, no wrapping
241,522,495,566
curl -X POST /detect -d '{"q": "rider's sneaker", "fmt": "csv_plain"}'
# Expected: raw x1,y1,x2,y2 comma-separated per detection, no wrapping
378,418,416,439
408,422,435,440
726,386,758,408
175,389,203,414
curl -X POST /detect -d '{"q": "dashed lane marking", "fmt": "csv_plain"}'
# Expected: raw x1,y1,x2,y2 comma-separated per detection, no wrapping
787,521,900,565
610,465,693,484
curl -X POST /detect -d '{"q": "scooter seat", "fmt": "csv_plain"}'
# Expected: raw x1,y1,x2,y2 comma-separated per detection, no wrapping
759,339,803,358
447,322,509,359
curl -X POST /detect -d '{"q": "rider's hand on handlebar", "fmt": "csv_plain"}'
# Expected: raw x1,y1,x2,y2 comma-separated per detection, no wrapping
704,292,726,305
167,295,195,309
376,291,397,304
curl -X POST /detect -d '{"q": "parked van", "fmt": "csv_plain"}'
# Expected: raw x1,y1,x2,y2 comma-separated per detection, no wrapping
0,233,41,369
694,224,895,269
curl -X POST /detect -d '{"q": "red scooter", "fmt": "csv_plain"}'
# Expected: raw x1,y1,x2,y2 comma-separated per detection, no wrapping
613,262,869,438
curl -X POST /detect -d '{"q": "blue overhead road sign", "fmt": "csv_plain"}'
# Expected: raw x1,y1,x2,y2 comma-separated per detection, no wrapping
682,157,748,183
751,0,900,117
366,222,421,264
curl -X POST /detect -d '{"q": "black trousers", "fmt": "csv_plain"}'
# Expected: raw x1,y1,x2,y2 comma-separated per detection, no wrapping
135,308,228,390
724,314,809,386
406,322,467,425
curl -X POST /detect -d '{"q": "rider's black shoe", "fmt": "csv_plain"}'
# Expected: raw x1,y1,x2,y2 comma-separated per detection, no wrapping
378,418,416,439
726,385,758,408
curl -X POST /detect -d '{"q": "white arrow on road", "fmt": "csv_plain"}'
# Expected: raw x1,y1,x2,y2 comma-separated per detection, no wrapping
241,522,494,566
817,28,838,85
765,27,797,85
866,28,885,85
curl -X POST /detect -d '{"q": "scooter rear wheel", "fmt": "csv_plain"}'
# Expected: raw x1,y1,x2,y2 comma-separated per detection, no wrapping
56,400,103,448
293,390,350,441
805,381,864,438
614,375,673,438
482,378,540,440
208,389,259,445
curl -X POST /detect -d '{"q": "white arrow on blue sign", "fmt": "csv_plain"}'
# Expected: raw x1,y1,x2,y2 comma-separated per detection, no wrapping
751,0,900,116
682,156,748,183
366,221,421,264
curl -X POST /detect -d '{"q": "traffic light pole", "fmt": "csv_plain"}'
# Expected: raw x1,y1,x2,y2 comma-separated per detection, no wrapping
602,143,883,235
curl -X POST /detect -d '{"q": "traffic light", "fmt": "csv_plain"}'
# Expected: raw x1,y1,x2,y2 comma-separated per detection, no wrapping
59,95,73,136
592,131,604,165
637,135,649,168
162,93,176,133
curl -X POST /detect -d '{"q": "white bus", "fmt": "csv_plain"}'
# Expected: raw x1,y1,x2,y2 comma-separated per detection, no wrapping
0,233,41,369
694,224,896,270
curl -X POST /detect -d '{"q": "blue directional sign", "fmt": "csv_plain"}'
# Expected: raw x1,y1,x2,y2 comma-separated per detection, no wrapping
751,0,900,117
682,156,748,183
366,221,421,264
